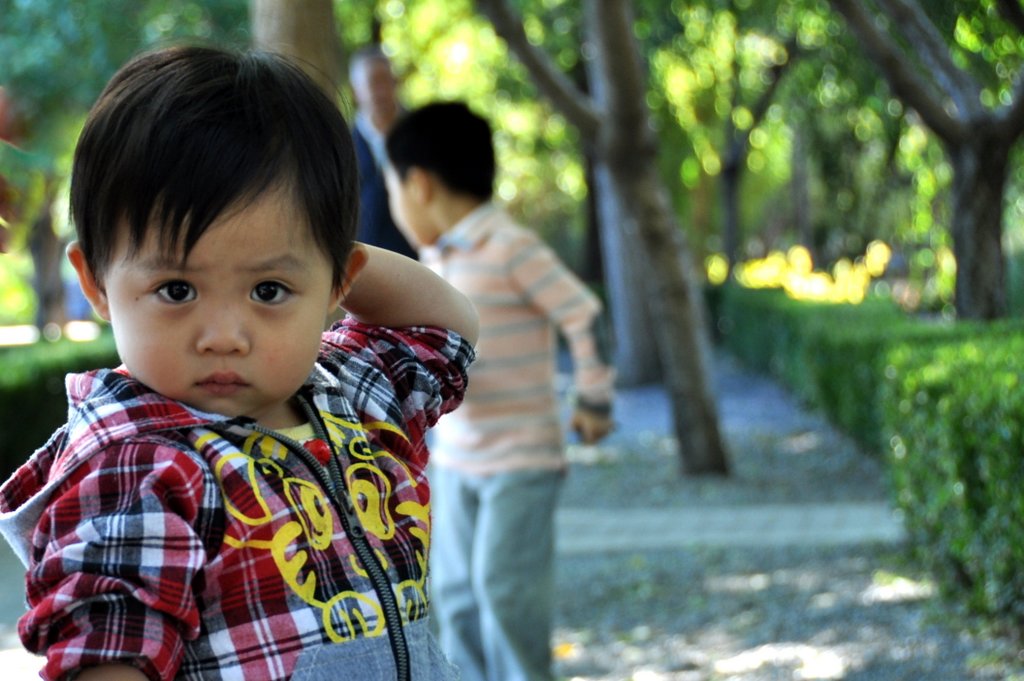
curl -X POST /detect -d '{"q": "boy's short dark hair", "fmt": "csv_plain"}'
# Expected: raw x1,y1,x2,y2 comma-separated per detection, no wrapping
385,101,494,201
71,45,358,287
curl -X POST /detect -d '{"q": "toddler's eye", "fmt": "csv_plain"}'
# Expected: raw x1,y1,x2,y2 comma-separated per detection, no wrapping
252,281,290,303
157,281,195,303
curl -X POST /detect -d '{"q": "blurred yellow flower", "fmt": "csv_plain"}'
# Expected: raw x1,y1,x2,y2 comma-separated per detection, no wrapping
709,240,893,304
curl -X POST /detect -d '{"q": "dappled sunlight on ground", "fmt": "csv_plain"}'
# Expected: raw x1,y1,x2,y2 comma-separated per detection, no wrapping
860,573,934,605
551,622,936,680
550,542,1018,681
553,626,708,680
780,430,822,455
714,642,847,679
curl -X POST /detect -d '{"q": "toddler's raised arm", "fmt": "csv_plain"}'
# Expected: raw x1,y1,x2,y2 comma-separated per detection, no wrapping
341,244,479,344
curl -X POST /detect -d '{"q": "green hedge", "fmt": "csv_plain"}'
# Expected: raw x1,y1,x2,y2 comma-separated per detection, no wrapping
713,284,1024,453
0,334,120,478
883,338,1024,626
710,282,1024,629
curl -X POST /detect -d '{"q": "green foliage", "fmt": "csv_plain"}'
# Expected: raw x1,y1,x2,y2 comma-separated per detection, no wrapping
778,13,921,263
0,333,119,478
0,0,250,232
0,0,251,325
1008,248,1024,317
883,337,1024,627
0,249,35,324
5,1,1024,322
1,0,248,144
647,0,809,257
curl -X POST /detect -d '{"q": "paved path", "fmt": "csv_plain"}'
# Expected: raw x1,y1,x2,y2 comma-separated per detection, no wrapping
556,502,903,555
553,352,905,555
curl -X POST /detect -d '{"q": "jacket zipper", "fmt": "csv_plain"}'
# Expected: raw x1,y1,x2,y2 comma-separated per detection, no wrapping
248,397,411,681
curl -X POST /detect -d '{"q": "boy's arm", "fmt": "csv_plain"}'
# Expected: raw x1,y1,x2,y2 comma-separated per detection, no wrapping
341,244,479,345
508,235,615,442
566,322,615,444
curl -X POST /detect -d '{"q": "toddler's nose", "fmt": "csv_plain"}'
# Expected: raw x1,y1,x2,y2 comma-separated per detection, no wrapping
196,310,251,355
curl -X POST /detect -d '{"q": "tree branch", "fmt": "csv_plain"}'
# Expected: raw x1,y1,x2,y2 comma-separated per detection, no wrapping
828,0,965,144
473,0,601,140
751,38,798,129
725,39,798,179
583,0,646,129
879,0,982,119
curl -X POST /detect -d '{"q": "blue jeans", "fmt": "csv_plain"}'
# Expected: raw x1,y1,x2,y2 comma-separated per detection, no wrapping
430,467,562,681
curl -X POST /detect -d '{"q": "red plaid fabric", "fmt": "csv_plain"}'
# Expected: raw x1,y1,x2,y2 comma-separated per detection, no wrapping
0,320,473,680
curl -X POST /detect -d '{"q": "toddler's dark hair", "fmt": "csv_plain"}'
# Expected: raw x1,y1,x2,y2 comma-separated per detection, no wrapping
385,101,494,201
71,45,358,287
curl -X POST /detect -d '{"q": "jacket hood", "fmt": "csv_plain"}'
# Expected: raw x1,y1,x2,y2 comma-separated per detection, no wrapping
0,368,228,566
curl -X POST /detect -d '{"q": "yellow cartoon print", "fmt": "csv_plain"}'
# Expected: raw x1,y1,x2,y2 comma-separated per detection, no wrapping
204,413,431,641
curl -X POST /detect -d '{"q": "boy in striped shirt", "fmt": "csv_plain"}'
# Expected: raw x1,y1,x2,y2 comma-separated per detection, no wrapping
385,101,615,681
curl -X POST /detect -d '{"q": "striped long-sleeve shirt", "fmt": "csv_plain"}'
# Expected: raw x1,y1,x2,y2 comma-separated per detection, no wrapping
421,203,614,475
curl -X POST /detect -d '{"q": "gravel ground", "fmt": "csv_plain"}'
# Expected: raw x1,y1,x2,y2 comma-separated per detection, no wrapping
552,352,1024,681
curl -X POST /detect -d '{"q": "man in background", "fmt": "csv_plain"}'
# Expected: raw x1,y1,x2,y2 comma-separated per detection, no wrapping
349,46,417,259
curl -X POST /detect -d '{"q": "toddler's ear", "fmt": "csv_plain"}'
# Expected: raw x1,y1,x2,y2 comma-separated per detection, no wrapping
334,243,369,307
67,242,111,321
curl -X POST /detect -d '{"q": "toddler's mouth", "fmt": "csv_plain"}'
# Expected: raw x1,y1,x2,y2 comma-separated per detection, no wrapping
197,372,248,396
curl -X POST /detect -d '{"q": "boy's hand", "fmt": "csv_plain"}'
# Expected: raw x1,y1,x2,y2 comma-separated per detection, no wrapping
571,407,613,444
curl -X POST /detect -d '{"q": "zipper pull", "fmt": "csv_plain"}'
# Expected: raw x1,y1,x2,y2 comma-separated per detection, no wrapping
304,438,333,465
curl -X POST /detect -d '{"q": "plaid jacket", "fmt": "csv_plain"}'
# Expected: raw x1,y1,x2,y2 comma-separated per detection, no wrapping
0,319,474,680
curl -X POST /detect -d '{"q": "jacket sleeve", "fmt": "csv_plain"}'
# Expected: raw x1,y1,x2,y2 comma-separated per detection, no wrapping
507,234,615,407
21,440,216,681
325,319,475,443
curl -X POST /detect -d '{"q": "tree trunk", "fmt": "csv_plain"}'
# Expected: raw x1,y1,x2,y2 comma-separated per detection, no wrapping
585,1,729,475
791,128,812,255
250,0,342,96
608,158,729,474
721,156,741,270
721,82,742,271
948,137,1009,319
591,164,662,384
29,193,65,331
581,150,603,285
720,38,795,272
